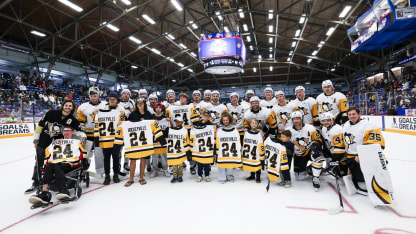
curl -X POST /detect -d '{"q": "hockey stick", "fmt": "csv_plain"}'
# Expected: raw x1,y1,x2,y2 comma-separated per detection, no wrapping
327,162,344,215
87,171,102,178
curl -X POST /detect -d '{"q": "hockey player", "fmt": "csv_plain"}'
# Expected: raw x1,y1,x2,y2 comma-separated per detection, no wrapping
208,90,227,126
288,111,324,191
25,99,86,194
271,90,293,136
166,93,198,129
227,92,246,140
320,112,346,172
94,93,126,185
342,107,385,194
216,112,241,183
29,126,88,206
242,119,265,183
243,96,277,137
292,86,319,126
76,87,106,176
241,89,255,110
202,90,212,105
316,80,349,125
190,90,212,121
147,93,158,115
260,87,278,110
162,89,176,108
138,89,148,99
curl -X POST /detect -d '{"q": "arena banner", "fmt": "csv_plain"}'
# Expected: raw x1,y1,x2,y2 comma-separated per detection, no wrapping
384,116,416,136
0,123,35,139
362,115,383,130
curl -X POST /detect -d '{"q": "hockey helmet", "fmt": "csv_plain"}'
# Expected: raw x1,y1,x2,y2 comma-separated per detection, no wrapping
291,111,303,119
274,90,284,97
192,90,201,96
88,87,100,95
121,89,131,96
320,112,334,121
250,96,260,103
264,87,273,93
322,80,333,89
246,89,255,95
230,92,239,100
295,86,305,93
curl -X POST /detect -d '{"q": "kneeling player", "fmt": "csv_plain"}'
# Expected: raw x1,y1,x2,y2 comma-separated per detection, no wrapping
29,126,87,206
288,111,324,191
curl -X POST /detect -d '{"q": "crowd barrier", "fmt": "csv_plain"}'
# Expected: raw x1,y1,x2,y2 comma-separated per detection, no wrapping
0,122,35,139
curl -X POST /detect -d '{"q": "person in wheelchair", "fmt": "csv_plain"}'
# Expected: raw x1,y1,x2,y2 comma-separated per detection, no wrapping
29,125,88,206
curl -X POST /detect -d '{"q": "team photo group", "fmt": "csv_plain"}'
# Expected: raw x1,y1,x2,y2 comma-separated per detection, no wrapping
25,79,386,210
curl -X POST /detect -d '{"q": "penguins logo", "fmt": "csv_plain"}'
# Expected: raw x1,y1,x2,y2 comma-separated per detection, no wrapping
321,102,333,112
48,123,63,137
344,132,355,151
210,111,220,120
231,112,241,124
278,112,291,125
294,106,308,116
294,137,310,152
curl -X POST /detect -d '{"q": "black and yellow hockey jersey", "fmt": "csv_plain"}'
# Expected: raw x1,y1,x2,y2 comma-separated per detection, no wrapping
242,130,265,172
94,108,125,148
215,128,242,168
76,101,107,140
189,125,215,164
166,126,190,166
316,92,349,124
291,97,319,125
342,118,385,158
45,139,86,166
114,120,163,159
264,137,288,181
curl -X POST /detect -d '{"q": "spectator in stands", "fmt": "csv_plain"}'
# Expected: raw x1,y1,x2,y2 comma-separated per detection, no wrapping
386,105,398,115
4,114,18,123
411,84,416,96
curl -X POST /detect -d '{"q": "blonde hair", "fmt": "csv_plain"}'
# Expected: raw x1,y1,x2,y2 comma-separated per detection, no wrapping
249,118,260,130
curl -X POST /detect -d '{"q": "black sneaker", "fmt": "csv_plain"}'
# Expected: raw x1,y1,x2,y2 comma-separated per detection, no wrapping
29,191,51,205
113,174,120,183
312,176,320,191
103,175,111,185
246,175,255,181
190,168,196,175
256,177,261,183
118,171,126,176
24,183,38,195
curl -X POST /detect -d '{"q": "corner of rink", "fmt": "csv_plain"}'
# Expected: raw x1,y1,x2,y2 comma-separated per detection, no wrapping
0,132,415,234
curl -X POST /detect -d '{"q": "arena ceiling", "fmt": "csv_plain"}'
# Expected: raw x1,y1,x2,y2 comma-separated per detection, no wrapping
0,0,409,89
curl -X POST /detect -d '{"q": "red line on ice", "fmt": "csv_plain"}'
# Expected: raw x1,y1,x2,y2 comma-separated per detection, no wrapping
286,182,358,214
385,206,416,219
0,179,127,232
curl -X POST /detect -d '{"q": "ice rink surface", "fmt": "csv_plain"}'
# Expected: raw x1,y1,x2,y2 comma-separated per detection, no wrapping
0,131,415,234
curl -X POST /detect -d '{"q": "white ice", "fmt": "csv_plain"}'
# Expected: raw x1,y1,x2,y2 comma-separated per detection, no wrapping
1,131,415,234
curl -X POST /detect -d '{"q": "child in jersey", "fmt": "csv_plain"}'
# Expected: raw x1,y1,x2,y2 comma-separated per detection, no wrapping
195,111,215,182
243,119,265,183
165,117,189,183
278,130,294,187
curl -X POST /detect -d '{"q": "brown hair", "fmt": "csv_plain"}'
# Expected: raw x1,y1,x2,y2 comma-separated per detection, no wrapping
347,107,360,114
178,92,188,99
281,130,292,138
220,111,233,126
60,99,76,115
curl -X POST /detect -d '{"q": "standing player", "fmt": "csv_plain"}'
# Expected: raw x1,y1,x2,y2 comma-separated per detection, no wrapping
147,93,158,115
25,99,86,194
202,90,212,106
243,96,277,137
288,111,324,191
138,89,148,99
241,89,255,110
227,92,246,140
119,88,135,173
271,90,293,136
76,87,107,176
260,87,278,110
342,107,385,194
162,89,177,108
94,93,126,185
208,90,227,126
291,86,319,126
316,80,349,125
191,90,212,120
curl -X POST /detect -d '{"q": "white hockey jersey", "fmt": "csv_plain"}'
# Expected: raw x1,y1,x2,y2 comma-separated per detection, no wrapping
287,124,321,157
114,120,163,159
45,139,86,166
243,107,277,130
242,130,265,172
215,128,242,168
166,127,190,166
162,100,177,109
316,92,349,122
153,117,170,154
190,101,213,120
206,102,227,126
291,97,319,125
76,101,107,139
264,137,289,181
189,125,215,164
119,99,135,117
321,124,345,156
260,98,278,110
271,102,294,134
166,104,198,128
342,118,385,158
226,103,247,133
240,100,251,111
94,107,125,148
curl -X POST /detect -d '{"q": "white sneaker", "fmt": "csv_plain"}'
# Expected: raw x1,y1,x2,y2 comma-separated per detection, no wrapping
150,170,158,178
163,170,170,177
205,176,211,182
196,176,202,182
